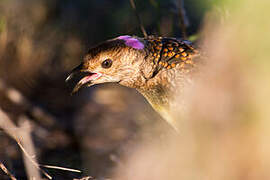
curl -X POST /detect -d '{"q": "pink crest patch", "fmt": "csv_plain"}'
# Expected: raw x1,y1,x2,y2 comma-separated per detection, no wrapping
117,35,144,50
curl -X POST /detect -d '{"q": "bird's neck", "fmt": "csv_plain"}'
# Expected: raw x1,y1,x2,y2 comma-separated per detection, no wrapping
137,67,182,107
137,83,170,110
135,69,188,130
137,84,180,130
137,69,174,115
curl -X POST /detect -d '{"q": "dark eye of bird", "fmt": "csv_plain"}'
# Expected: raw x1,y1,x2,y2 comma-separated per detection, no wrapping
101,59,113,68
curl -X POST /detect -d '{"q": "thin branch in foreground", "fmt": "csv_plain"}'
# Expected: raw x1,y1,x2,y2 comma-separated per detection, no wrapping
177,0,189,39
0,162,17,180
73,176,93,180
0,109,48,179
16,136,52,180
0,108,84,179
129,0,148,37
40,164,81,173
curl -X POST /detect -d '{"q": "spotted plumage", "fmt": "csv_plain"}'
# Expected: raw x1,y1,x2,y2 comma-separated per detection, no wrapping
66,35,200,130
144,36,198,77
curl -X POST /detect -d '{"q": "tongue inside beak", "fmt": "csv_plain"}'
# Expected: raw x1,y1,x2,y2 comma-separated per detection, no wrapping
66,72,102,94
78,73,102,85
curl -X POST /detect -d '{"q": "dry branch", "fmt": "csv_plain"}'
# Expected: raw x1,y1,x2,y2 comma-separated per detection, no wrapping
0,161,17,180
0,108,45,180
177,0,189,39
129,0,148,37
0,79,85,179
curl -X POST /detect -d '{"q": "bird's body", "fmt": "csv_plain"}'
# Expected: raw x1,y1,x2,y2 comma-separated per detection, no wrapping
67,35,199,130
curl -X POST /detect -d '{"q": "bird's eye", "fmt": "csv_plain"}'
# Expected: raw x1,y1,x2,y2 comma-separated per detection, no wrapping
101,59,113,68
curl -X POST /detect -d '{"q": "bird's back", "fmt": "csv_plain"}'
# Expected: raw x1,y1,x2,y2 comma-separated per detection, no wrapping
133,36,200,130
143,36,199,74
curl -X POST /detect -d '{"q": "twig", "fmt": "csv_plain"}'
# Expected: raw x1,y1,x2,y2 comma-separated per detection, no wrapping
0,109,83,179
40,164,81,173
0,109,48,179
0,80,86,179
73,176,93,180
16,132,51,180
129,0,148,37
0,161,17,180
177,0,189,39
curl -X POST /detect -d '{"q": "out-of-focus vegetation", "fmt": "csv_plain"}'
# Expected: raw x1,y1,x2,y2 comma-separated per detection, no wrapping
1,0,269,179
113,0,270,179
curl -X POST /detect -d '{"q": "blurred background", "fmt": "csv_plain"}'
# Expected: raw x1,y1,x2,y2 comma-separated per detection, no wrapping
1,0,270,179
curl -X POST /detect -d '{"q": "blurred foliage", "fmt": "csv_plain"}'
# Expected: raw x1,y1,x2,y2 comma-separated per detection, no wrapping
113,0,270,179
0,17,5,32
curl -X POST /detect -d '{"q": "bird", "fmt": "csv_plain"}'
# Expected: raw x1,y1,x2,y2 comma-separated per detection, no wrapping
66,35,199,130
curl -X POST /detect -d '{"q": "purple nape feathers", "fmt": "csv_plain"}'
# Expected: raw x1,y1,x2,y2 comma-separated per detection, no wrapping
117,35,144,50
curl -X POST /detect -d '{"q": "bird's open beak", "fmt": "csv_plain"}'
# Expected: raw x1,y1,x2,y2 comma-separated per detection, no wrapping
65,63,102,94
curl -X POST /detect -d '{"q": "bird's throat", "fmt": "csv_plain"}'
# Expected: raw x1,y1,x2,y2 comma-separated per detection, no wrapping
137,84,171,112
137,85,180,131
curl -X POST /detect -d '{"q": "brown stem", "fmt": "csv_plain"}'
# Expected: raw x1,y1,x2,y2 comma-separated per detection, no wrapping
178,0,188,39
129,0,148,37
0,162,17,180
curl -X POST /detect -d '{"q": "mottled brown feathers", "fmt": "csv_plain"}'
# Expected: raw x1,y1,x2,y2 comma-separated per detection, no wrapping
145,36,198,73
86,39,127,59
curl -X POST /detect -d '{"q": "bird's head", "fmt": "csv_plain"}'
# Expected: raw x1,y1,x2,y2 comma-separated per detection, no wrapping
66,35,152,94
